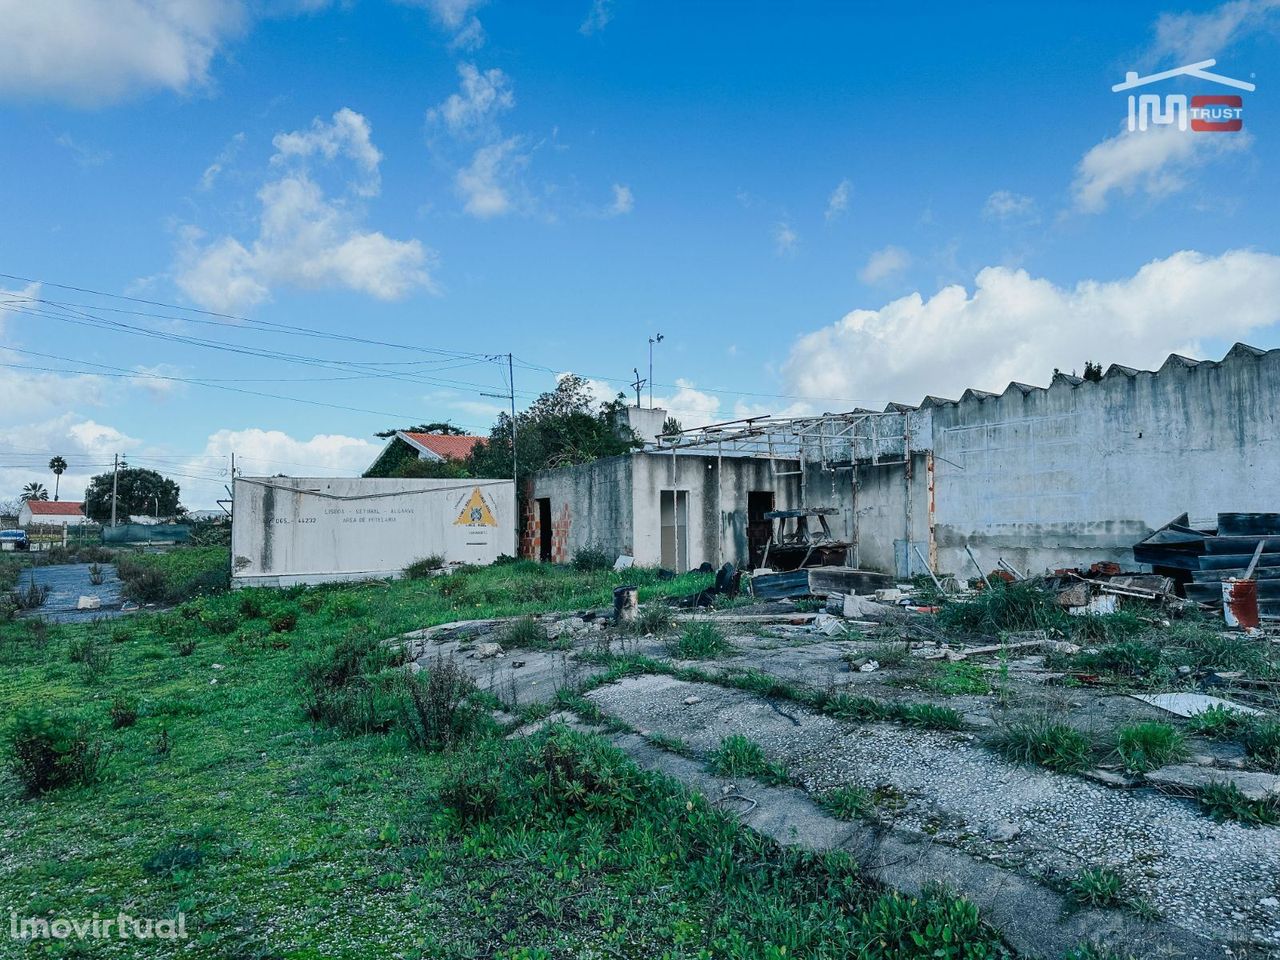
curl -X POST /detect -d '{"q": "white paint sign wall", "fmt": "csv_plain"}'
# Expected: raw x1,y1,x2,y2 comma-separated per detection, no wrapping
231,476,515,588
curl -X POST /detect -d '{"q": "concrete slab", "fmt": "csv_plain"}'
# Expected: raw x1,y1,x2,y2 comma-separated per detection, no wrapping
1145,764,1280,802
1133,692,1265,719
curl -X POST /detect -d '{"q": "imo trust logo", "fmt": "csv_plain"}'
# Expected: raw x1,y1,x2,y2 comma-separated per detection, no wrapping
1113,59,1254,133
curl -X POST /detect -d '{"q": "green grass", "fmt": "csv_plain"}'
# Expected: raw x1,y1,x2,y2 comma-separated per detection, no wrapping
498,614,555,649
707,734,791,785
936,580,1068,634
817,785,876,821
1197,781,1280,826
670,620,734,659
1186,704,1255,741
989,717,1095,773
921,661,991,696
1244,720,1280,772
1113,721,1185,774
1067,867,1126,907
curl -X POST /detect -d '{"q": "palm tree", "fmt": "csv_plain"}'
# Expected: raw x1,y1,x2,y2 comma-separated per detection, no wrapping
21,482,49,502
48,456,67,501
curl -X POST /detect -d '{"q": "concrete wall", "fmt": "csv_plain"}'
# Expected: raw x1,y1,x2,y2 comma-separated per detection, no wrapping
232,476,515,587
925,345,1280,575
523,456,634,563
525,452,800,569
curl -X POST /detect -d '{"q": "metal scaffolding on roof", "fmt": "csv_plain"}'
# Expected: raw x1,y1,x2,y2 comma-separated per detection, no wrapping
654,408,921,468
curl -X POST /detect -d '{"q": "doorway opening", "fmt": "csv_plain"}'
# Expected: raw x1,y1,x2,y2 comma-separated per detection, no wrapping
746,490,775,568
537,497,552,562
659,490,689,571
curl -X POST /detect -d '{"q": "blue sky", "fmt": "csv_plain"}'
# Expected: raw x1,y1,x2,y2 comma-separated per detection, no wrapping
1,0,1278,507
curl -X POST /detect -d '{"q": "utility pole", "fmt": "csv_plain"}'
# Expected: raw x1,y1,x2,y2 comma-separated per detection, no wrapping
110,453,119,527
507,353,517,485
648,333,664,409
631,368,646,407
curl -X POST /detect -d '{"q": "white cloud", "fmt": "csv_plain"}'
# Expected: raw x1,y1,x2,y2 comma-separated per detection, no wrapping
455,136,527,218
395,0,487,49
199,131,245,190
774,222,798,256
608,183,634,216
429,63,514,139
272,108,382,196
0,415,141,505
0,0,249,107
579,0,613,35
1150,0,1280,63
825,178,852,221
1072,123,1250,213
176,108,435,312
859,245,910,284
782,249,1280,407
982,189,1037,222
652,380,721,428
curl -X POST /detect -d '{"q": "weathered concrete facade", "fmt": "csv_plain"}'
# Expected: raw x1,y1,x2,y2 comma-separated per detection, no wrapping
526,345,1280,578
524,452,800,569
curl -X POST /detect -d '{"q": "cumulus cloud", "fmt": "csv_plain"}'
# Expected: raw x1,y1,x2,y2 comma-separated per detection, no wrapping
0,415,141,505
1072,123,1250,213
859,245,910,284
782,249,1280,407
608,183,634,215
579,0,613,35
455,136,528,218
395,0,487,49
0,0,248,106
176,108,435,312
774,222,798,256
825,178,852,221
428,63,514,139
652,380,722,429
271,107,382,195
1149,0,1280,63
982,189,1037,222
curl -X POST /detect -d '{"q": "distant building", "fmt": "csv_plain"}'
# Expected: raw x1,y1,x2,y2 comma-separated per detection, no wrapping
18,500,86,527
365,431,485,477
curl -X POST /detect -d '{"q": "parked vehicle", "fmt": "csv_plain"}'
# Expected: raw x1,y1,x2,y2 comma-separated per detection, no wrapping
0,529,30,551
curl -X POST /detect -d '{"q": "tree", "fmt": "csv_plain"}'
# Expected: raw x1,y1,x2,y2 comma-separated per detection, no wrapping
1083,361,1104,382
83,467,181,522
390,457,471,480
661,416,683,435
48,456,67,501
468,374,641,489
21,482,48,502
374,422,465,438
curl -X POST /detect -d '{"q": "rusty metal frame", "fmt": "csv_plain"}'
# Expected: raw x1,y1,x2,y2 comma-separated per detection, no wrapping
655,410,914,468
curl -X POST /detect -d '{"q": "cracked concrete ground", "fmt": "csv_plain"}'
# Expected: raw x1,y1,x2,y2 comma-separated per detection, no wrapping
399,612,1280,959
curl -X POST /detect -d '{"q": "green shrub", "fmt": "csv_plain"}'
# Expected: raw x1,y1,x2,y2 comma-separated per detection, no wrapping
817,785,875,821
923,661,990,696
990,717,1094,772
1114,721,1185,773
1198,780,1280,826
570,544,611,572
6,708,105,794
1186,705,1254,741
1068,867,1125,906
1243,720,1280,772
394,656,485,751
859,888,1003,960
1160,620,1273,675
498,615,551,649
299,631,404,734
1069,611,1145,644
629,604,674,635
68,636,95,663
404,555,445,580
109,696,139,729
824,693,892,722
707,734,789,784
936,580,1067,634
1075,640,1162,678
269,610,298,633
899,703,966,731
670,621,732,659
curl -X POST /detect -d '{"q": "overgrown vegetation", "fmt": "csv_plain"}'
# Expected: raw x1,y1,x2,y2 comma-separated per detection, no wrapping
708,733,790,785
818,785,876,821
402,554,445,579
990,716,1095,773
6,707,105,794
499,614,553,649
1067,867,1126,907
936,580,1066,634
1197,781,1280,826
1113,721,1185,773
670,620,734,659
116,547,228,604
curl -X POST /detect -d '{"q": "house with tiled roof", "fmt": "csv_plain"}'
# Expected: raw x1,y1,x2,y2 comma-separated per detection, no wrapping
364,431,485,477
18,500,86,526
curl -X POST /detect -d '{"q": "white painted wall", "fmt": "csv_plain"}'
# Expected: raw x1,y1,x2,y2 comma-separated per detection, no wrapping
231,476,515,587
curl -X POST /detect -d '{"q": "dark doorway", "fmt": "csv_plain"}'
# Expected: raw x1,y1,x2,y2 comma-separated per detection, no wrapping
537,498,552,562
747,491,775,568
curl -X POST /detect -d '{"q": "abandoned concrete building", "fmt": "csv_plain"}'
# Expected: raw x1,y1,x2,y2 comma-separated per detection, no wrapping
522,343,1280,577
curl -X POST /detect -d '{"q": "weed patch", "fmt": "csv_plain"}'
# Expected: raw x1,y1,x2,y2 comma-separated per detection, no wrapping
1187,705,1254,741
708,734,790,784
922,661,990,696
670,621,733,659
1114,721,1185,773
1198,781,1280,826
817,785,875,820
990,717,1094,773
499,615,554,650
1243,720,1280,772
936,580,1066,634
6,708,105,794
1067,867,1125,907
